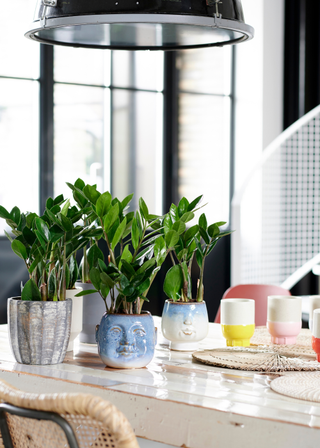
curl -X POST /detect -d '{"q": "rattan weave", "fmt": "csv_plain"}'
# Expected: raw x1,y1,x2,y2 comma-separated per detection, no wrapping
0,379,139,448
271,372,320,402
192,346,320,372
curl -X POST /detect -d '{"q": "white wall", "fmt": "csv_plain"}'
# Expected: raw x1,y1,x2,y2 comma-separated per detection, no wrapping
234,0,285,192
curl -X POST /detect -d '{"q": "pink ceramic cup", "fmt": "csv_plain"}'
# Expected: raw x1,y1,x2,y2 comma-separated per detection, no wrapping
267,295,302,345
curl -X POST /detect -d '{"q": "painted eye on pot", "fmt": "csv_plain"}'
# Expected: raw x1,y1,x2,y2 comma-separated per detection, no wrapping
134,328,146,337
110,327,122,335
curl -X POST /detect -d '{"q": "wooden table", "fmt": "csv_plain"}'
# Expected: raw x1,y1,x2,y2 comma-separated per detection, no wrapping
0,318,320,448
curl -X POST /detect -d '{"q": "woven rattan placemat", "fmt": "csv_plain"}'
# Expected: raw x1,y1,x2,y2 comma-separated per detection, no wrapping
271,372,320,402
192,346,320,372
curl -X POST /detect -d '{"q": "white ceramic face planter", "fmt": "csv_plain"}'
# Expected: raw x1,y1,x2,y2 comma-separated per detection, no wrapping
161,300,209,351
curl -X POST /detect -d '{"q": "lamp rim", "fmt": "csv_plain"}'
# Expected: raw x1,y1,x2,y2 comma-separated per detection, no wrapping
25,14,254,51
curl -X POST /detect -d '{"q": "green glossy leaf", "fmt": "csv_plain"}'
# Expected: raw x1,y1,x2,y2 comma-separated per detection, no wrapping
98,258,108,273
199,227,210,244
107,217,120,243
207,239,218,256
103,203,119,232
53,194,64,206
139,197,149,220
49,225,64,243
136,211,143,237
11,240,28,260
184,225,199,242
169,204,179,222
131,217,139,250
26,212,38,229
89,267,101,290
35,230,47,251
100,283,110,299
180,212,194,223
60,215,73,232
4,230,13,243
195,249,203,268
135,245,154,264
121,245,133,264
60,199,70,217
154,236,167,266
194,237,203,256
165,230,179,248
199,213,207,230
100,272,116,288
46,197,54,210
187,195,203,212
172,220,186,235
87,244,104,270
22,227,36,246
208,223,220,238
214,221,227,227
136,278,150,295
121,193,134,211
96,191,112,219
177,248,188,261
35,217,50,241
111,217,127,249
75,289,99,297
10,207,21,226
83,185,101,205
163,265,183,301
0,205,11,220
74,178,85,190
121,260,136,279
163,214,173,235
136,258,156,276
21,279,41,301
178,197,189,218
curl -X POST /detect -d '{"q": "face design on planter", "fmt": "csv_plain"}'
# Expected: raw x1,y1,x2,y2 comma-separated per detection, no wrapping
163,305,208,342
106,322,148,361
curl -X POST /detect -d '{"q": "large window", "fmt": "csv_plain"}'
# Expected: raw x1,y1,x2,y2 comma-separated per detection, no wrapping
177,47,232,225
0,7,233,230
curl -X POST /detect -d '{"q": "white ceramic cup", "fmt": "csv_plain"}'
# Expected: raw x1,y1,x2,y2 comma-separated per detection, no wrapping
221,299,255,325
308,296,320,332
267,295,302,344
312,309,320,338
220,299,255,347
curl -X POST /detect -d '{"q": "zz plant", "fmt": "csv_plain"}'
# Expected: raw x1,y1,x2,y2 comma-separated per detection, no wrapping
162,196,233,302
0,195,98,301
67,180,170,315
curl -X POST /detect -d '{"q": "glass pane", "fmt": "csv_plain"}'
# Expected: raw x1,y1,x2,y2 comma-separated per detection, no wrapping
112,90,163,215
54,47,110,86
112,51,164,91
0,0,39,79
0,79,39,235
178,94,231,224
54,84,109,199
178,46,232,95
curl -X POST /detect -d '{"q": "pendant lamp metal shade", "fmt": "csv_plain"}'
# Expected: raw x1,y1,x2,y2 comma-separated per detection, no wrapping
25,0,254,51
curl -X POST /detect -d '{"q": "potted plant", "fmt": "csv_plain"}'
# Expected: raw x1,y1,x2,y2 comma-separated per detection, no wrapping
68,178,107,344
161,196,233,351
0,195,92,364
68,180,170,368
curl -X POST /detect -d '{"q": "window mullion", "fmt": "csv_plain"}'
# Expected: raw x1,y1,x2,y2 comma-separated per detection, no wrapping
39,43,54,213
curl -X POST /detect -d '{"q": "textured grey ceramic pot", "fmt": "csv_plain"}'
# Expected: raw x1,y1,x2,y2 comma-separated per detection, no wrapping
7,297,72,365
76,282,109,344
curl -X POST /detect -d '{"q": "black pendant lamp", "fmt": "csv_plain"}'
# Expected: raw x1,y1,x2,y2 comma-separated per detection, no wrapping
25,0,254,51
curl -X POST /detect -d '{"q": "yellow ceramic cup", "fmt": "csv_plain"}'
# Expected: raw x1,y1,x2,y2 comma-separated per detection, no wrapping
221,324,255,346
220,298,255,347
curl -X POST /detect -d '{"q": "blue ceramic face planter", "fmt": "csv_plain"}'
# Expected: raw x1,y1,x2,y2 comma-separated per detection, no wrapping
161,300,209,351
95,312,156,368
